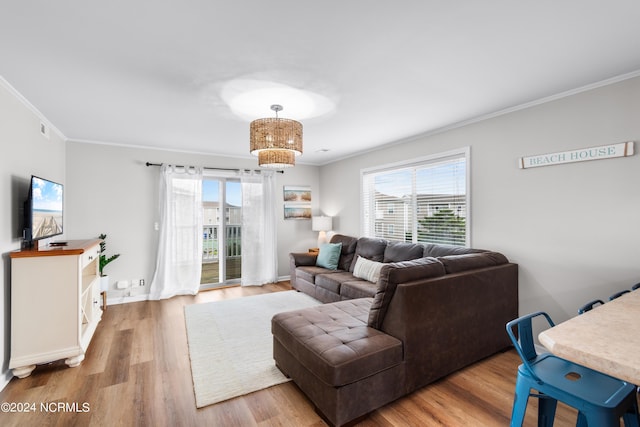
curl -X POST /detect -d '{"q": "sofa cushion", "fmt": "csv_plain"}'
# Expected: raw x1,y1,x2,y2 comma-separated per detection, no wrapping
340,281,378,300
316,242,342,270
422,243,485,258
351,237,388,272
330,234,358,271
353,256,384,283
383,241,424,263
296,265,341,285
368,257,446,329
316,271,361,294
271,299,403,387
437,252,509,274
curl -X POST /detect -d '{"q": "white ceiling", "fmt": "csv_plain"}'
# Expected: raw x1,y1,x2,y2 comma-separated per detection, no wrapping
2,1,640,165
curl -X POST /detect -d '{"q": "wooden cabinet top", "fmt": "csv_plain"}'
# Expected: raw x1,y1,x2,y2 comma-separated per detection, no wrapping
10,239,101,258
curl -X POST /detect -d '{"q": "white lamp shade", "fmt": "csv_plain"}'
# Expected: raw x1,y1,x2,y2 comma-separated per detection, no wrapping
312,216,333,232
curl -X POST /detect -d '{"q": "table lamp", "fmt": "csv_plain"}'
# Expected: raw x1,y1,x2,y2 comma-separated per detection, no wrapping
312,216,333,247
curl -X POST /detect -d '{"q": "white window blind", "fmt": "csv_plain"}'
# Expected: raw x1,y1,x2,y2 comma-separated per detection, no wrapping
361,148,469,246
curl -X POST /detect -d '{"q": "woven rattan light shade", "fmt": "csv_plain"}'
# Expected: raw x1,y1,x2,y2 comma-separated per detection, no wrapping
258,149,296,168
249,105,303,168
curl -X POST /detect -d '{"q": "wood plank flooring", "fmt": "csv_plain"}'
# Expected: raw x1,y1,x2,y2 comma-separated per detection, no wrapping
0,283,588,426
201,257,242,284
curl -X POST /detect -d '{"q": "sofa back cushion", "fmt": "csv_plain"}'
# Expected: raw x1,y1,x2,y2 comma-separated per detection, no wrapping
368,257,445,329
437,252,509,274
329,234,358,271
422,243,485,258
384,241,424,263
350,237,387,272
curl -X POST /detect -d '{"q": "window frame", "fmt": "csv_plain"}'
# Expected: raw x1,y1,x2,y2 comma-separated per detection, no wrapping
360,147,471,247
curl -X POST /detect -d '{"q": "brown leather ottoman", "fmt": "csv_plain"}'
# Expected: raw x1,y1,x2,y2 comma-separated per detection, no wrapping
272,298,405,426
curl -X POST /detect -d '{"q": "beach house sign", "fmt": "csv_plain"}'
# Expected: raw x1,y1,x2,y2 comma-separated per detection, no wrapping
519,141,634,169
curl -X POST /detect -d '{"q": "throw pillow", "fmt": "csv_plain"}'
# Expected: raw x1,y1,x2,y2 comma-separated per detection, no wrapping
353,256,384,283
316,242,342,270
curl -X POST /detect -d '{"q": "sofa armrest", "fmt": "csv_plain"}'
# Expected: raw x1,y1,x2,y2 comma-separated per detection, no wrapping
289,252,318,289
368,257,445,329
380,263,518,392
290,252,318,267
437,251,508,274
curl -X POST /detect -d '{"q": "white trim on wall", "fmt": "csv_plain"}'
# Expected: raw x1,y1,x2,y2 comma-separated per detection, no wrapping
318,70,640,167
0,75,66,141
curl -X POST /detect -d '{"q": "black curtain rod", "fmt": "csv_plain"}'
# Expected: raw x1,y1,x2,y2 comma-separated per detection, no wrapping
145,162,284,174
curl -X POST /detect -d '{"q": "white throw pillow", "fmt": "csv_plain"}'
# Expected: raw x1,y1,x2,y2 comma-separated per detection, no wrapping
353,256,384,283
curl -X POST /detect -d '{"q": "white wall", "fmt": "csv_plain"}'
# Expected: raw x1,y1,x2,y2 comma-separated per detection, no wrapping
0,78,66,390
320,75,640,324
65,142,320,302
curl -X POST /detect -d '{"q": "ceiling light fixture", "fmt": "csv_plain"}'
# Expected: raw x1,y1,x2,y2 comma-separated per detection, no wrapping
250,104,303,168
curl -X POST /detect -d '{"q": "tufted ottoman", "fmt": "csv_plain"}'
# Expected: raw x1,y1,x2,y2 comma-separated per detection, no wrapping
271,298,405,427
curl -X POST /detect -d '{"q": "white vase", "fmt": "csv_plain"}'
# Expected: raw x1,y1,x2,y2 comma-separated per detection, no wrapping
100,275,110,292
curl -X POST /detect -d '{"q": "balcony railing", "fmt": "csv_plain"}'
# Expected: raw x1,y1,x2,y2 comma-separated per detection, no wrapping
203,225,242,262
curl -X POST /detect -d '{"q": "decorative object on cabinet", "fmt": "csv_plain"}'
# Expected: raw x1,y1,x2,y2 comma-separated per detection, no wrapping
98,233,120,293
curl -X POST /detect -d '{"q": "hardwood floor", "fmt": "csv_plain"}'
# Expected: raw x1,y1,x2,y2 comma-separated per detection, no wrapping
201,257,242,284
0,283,585,426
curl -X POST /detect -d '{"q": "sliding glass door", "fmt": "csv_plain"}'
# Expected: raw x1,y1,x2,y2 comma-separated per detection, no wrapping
201,178,242,288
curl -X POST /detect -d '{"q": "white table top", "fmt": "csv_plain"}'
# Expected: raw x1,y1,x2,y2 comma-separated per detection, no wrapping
539,290,640,385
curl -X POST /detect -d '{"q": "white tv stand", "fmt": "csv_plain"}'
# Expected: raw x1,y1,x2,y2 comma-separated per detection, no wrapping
9,239,103,378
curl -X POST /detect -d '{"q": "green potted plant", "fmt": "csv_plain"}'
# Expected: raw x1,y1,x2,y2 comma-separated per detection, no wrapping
99,233,120,292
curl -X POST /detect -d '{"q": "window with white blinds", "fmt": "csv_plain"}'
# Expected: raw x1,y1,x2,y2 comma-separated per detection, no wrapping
361,148,469,246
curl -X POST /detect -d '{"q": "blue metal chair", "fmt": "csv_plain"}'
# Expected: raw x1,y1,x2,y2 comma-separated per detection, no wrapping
577,299,605,315
610,290,631,300
506,312,640,427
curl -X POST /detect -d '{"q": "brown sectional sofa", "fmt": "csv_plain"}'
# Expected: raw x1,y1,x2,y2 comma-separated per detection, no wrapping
273,234,518,426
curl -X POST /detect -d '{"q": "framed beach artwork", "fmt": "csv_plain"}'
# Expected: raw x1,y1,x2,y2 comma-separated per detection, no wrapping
283,185,311,219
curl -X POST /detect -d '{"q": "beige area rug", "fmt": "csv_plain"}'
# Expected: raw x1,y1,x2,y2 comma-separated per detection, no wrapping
184,290,321,408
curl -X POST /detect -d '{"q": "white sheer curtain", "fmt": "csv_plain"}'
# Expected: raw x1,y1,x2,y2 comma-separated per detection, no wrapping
240,170,278,286
149,165,203,300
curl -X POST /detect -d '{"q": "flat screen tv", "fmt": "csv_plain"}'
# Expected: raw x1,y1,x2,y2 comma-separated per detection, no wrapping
23,175,64,245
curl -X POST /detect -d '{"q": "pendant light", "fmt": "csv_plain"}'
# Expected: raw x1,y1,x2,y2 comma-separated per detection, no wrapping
250,104,303,168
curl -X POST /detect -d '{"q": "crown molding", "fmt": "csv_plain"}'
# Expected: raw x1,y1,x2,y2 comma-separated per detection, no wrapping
318,69,640,167
0,75,67,141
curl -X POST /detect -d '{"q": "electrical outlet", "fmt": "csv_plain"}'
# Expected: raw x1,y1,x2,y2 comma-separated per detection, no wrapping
131,279,145,287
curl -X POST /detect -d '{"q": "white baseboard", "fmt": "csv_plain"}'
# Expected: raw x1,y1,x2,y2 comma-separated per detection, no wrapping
105,276,292,306
106,294,149,306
